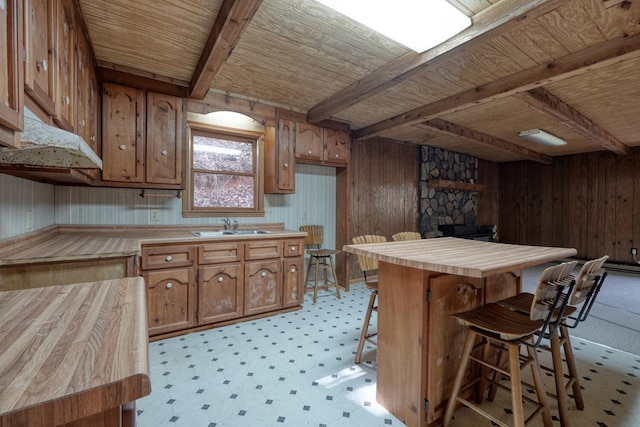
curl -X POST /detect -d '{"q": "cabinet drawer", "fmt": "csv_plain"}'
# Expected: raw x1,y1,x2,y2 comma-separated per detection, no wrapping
284,239,304,257
141,245,195,270
245,241,282,260
199,242,244,265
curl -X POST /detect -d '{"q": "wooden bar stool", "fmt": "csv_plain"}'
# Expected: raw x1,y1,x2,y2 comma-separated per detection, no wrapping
299,225,340,303
443,262,576,427
495,256,608,427
391,231,422,241
352,234,387,364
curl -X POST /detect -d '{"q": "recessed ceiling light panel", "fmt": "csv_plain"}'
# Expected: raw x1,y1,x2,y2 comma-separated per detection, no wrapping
518,129,567,147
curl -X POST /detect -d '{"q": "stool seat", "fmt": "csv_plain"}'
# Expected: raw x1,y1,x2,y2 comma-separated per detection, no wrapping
307,248,339,257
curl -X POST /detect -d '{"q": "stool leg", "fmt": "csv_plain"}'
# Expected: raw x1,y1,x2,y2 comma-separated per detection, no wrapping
528,344,554,427
551,331,571,427
304,255,314,302
329,255,341,299
355,290,377,364
313,257,320,303
444,330,477,427
508,343,526,427
561,325,584,410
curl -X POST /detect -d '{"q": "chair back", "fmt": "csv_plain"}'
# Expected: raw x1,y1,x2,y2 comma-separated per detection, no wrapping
565,255,608,326
392,231,422,241
529,260,577,322
300,225,324,249
352,235,387,276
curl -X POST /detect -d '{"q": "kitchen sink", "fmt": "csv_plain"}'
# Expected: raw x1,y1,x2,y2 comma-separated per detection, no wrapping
190,230,272,237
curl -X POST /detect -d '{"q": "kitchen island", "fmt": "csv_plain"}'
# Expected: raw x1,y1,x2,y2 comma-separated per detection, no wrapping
342,237,577,427
0,277,150,427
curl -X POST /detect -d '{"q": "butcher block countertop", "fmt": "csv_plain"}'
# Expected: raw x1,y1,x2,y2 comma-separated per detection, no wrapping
343,237,577,278
0,277,150,426
0,224,306,266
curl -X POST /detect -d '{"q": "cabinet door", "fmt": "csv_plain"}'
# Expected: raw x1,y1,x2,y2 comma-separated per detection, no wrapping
76,27,98,153
53,0,75,131
324,127,350,164
244,260,281,316
426,274,483,424
198,263,244,324
0,0,23,147
264,118,295,194
144,267,196,336
23,0,55,115
282,257,303,308
295,122,323,161
146,92,183,185
102,82,145,182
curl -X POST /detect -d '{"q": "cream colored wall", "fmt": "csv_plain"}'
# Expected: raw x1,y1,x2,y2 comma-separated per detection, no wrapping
0,174,56,239
54,163,337,247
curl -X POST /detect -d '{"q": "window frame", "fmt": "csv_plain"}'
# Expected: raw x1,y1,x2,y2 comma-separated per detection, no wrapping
183,122,264,217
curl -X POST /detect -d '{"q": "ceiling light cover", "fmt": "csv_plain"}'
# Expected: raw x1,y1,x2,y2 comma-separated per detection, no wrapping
518,129,567,147
315,0,471,52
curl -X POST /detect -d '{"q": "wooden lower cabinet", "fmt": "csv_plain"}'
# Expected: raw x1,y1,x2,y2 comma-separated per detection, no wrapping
144,267,196,336
198,263,244,324
144,238,304,338
244,259,282,316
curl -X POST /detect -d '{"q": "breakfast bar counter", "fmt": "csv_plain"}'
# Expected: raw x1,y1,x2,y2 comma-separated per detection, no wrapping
0,277,151,427
343,237,577,427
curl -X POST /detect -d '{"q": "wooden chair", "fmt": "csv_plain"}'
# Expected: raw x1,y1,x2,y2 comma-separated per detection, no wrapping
351,234,387,364
299,225,340,303
443,261,577,427
391,231,422,241
495,256,608,426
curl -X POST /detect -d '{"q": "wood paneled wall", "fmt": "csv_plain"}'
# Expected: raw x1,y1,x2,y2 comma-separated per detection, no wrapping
498,148,640,264
344,138,420,282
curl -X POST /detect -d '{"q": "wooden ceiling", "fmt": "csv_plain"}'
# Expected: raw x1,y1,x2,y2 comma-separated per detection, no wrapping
78,0,640,163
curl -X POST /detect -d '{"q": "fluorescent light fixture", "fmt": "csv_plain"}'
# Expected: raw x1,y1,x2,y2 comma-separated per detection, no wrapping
518,129,567,147
315,0,471,53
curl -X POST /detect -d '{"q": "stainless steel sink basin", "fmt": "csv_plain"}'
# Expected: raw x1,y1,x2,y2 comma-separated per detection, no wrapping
191,230,272,237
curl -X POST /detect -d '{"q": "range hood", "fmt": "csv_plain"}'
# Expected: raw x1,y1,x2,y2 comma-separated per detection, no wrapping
0,108,102,169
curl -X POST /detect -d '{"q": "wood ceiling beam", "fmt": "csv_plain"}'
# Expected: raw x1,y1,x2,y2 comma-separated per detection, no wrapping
514,88,629,155
420,119,553,164
306,0,564,123
353,32,640,141
189,0,263,99
97,66,189,98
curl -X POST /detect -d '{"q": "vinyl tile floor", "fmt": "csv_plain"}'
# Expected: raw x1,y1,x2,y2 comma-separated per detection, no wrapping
137,280,640,427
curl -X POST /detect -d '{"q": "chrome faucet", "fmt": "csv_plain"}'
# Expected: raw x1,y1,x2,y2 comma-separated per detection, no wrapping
233,220,239,231
222,217,231,230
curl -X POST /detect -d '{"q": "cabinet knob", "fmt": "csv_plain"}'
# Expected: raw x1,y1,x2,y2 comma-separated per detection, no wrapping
218,276,224,283
261,271,266,277
79,120,85,126
335,154,339,158
166,282,173,289
308,150,312,154
283,163,288,169
37,59,48,72
291,246,296,252
119,144,127,150
290,267,296,273
161,150,168,156
62,96,70,105
165,255,173,262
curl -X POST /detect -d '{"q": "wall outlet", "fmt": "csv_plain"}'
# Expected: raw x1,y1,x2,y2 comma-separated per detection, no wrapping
26,209,34,230
150,210,160,222
632,247,637,256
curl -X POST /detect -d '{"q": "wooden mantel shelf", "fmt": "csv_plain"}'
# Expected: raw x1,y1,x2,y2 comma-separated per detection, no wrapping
428,179,485,192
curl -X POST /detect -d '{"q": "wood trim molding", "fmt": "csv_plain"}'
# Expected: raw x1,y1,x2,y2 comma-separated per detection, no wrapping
421,119,553,164
514,88,629,155
189,0,263,99
353,32,640,141
305,0,564,123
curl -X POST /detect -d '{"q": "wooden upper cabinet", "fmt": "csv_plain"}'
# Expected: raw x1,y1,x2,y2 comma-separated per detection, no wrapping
23,0,56,116
53,0,75,132
324,127,350,164
101,83,184,188
264,117,295,194
0,0,24,148
101,82,145,183
146,92,183,185
76,26,98,154
295,122,323,161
